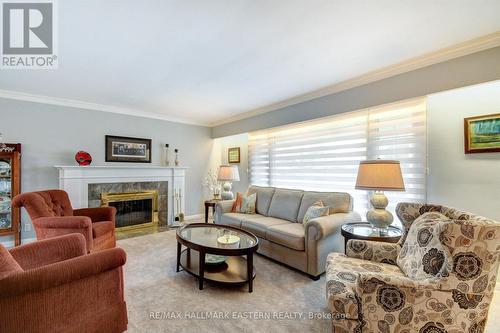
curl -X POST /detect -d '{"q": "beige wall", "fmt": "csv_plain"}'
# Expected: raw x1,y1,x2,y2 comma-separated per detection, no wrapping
0,98,212,243
206,133,249,198
427,80,500,221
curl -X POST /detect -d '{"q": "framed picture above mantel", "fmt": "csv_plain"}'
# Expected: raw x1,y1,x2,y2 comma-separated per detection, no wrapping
464,113,500,154
105,135,152,163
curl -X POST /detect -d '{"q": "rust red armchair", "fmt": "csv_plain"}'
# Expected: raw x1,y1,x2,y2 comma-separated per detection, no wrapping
0,234,128,333
12,189,116,252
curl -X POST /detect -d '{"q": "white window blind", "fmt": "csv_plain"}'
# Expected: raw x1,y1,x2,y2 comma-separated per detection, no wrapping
248,98,427,222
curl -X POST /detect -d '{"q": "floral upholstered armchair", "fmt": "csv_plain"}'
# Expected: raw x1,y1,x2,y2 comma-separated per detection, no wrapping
325,203,500,333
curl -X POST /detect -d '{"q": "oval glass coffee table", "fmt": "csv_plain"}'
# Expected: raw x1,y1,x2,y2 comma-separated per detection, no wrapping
176,223,259,292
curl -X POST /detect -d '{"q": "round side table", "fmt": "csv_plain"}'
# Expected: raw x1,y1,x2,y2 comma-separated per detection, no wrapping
204,199,221,223
341,223,402,254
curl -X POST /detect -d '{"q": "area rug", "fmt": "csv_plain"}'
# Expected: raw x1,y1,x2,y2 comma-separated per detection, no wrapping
119,230,331,333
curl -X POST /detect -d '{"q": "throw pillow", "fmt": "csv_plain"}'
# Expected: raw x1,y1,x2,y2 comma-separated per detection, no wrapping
232,192,256,214
231,192,243,213
302,201,329,225
397,212,452,280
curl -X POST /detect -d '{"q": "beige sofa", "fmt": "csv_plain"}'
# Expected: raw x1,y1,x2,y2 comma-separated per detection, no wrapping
214,186,361,279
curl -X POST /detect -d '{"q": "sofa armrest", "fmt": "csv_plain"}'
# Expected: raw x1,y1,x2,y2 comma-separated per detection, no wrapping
0,247,126,298
9,234,87,270
214,200,235,224
33,216,93,251
346,239,400,264
306,212,361,241
74,206,116,223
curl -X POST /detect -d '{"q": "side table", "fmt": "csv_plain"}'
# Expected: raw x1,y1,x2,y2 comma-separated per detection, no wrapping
340,222,402,254
204,199,221,223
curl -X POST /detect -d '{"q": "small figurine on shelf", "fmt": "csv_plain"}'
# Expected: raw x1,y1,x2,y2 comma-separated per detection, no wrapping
174,149,179,166
164,144,170,166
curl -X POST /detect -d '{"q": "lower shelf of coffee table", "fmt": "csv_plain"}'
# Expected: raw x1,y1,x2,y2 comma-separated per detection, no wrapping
179,249,255,285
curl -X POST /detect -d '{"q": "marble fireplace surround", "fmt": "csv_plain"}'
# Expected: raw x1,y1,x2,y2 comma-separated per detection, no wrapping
88,181,168,226
55,166,187,226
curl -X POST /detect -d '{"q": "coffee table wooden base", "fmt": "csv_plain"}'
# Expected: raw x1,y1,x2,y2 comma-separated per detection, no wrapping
179,249,256,292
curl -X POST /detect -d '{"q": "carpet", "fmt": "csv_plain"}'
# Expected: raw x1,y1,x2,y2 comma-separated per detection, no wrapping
119,228,500,333
119,229,332,333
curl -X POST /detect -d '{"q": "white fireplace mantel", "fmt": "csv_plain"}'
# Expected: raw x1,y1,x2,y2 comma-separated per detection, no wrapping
55,165,187,225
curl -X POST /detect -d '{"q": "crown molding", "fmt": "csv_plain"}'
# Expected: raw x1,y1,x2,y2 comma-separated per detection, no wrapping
0,89,209,126
210,31,500,127
1,32,499,128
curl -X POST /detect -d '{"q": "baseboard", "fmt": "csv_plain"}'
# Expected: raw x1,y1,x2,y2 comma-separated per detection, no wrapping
184,214,203,221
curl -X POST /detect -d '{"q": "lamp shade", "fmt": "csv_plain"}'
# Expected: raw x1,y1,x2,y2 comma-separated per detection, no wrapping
355,160,405,191
217,165,240,181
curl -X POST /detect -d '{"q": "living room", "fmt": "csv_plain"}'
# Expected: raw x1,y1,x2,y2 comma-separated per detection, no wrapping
1,1,499,333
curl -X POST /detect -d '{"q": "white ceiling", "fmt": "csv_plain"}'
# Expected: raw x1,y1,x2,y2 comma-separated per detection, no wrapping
1,0,500,126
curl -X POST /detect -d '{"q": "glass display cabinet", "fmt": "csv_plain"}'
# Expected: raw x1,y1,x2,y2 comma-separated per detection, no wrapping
0,143,21,246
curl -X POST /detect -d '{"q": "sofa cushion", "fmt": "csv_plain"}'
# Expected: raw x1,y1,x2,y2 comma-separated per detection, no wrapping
266,223,305,251
247,186,275,216
241,215,289,238
297,191,352,222
267,188,304,223
92,221,114,239
219,212,248,228
0,245,23,279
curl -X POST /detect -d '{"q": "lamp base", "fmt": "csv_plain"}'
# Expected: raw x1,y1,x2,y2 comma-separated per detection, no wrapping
221,182,234,200
366,191,393,229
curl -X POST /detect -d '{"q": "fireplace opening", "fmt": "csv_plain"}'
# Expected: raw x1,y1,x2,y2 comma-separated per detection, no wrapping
101,190,159,232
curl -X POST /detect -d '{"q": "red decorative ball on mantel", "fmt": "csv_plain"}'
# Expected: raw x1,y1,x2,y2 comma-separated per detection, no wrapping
75,151,92,166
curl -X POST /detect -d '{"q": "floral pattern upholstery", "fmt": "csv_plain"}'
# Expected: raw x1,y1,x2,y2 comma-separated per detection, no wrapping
397,212,452,279
326,253,405,320
326,203,500,333
346,239,400,265
302,200,329,224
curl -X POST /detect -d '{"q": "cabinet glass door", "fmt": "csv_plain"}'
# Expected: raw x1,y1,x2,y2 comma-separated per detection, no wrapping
0,157,12,230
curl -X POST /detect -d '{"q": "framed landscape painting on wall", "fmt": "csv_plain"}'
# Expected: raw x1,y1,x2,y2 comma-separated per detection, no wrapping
464,113,500,154
105,135,152,162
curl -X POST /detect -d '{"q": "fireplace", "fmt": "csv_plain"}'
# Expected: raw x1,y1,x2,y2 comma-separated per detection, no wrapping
56,166,186,226
101,190,159,231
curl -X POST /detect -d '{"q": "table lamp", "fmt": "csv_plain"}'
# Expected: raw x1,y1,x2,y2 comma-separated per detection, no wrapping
217,165,240,200
355,160,405,229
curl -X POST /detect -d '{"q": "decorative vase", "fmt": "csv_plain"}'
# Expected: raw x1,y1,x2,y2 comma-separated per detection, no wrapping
174,149,179,166
75,151,92,166
221,182,234,200
164,144,170,166
366,191,393,229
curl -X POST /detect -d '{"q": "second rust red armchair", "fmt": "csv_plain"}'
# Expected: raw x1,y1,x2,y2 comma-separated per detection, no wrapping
12,189,116,252
0,234,127,333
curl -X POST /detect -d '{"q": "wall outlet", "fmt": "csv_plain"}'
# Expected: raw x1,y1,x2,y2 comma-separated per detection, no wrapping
24,223,31,232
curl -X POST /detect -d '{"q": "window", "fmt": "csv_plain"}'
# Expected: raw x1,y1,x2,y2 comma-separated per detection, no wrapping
248,98,427,222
